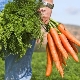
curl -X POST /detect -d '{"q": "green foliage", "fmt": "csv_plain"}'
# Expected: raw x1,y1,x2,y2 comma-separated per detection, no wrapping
31,52,80,80
0,58,4,80
0,0,43,59
0,52,80,80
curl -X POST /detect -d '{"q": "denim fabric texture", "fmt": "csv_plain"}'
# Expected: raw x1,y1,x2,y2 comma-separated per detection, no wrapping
5,39,36,80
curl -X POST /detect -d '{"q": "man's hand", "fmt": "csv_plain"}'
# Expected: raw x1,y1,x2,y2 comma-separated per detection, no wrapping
38,7,52,24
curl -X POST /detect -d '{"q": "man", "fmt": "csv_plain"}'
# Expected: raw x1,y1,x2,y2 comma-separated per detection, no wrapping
0,0,54,80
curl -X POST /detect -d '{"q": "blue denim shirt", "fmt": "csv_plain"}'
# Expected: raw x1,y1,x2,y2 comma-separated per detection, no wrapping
0,1,36,80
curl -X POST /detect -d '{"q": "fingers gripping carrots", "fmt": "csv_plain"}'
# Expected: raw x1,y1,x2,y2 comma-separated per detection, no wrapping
45,18,80,78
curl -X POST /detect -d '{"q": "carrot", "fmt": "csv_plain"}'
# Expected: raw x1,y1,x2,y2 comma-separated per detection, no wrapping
57,49,63,67
62,57,67,66
46,43,53,77
57,48,67,66
50,20,78,54
68,39,78,54
47,33,64,77
59,33,79,62
58,23,80,46
49,27,68,59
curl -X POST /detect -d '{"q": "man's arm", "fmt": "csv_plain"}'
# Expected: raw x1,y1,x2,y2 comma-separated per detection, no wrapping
38,0,53,24
44,0,53,4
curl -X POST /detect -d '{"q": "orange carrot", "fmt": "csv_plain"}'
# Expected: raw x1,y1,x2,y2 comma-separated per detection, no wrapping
59,33,79,62
49,27,68,59
47,33,64,77
58,23,80,46
57,49,63,67
68,39,78,54
57,48,67,66
50,20,78,54
62,57,66,66
46,43,53,77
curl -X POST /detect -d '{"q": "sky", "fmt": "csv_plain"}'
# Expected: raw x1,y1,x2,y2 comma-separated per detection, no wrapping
51,0,80,26
0,0,80,26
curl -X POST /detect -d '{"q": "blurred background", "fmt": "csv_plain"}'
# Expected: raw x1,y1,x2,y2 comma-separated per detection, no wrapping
51,0,80,26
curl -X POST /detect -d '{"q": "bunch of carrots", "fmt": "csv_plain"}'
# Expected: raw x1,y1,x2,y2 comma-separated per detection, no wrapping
45,18,80,78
